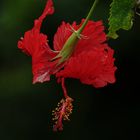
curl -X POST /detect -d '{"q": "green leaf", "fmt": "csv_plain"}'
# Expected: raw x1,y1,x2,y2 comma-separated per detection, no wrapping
108,0,135,39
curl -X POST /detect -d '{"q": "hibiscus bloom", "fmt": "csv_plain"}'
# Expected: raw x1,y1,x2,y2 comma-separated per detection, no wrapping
18,0,117,131
55,20,116,88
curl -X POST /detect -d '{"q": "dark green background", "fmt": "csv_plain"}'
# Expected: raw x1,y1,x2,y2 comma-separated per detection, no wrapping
0,0,140,139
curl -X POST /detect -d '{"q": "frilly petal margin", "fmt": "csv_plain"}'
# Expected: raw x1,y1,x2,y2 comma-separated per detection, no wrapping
17,0,58,84
53,19,106,55
56,45,117,88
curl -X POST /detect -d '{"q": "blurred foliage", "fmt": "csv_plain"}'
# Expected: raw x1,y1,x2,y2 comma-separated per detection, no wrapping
0,0,140,140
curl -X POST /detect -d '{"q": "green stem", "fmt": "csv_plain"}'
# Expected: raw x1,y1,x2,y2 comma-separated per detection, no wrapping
78,0,99,33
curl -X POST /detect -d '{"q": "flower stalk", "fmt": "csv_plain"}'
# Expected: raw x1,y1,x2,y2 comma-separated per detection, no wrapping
78,0,99,33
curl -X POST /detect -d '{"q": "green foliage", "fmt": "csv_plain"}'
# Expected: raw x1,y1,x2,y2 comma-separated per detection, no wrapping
108,0,135,39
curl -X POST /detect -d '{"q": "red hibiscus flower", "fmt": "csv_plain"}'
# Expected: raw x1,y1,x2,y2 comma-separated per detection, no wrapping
55,20,117,88
18,0,117,131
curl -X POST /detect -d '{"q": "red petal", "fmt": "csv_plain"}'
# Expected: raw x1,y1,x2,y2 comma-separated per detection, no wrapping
32,44,58,84
73,19,106,56
17,0,57,84
18,0,54,55
34,0,54,30
53,19,106,54
56,45,117,88
53,21,77,51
